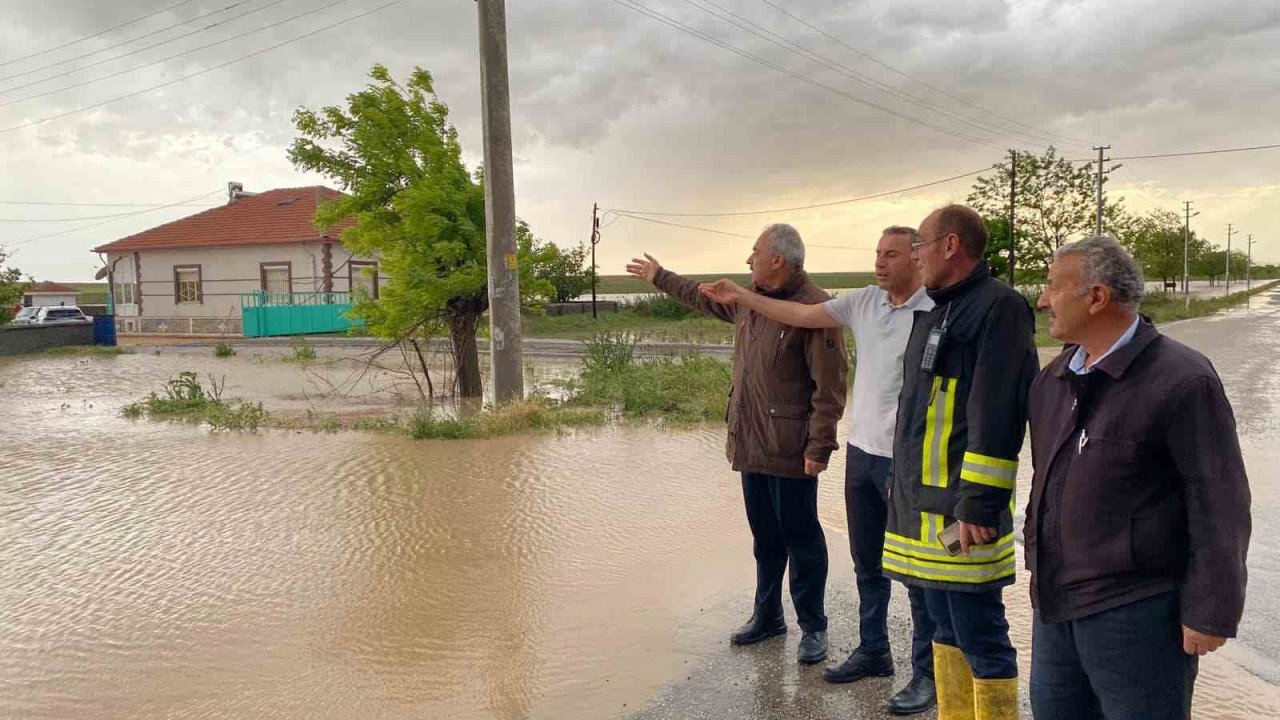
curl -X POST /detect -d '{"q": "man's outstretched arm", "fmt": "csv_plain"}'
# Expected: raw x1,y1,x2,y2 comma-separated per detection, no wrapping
698,278,842,328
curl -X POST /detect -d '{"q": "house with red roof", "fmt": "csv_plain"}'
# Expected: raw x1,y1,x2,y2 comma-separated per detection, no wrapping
92,183,377,335
22,281,81,308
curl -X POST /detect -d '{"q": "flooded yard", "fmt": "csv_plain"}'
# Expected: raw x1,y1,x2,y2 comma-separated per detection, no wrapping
2,292,1279,719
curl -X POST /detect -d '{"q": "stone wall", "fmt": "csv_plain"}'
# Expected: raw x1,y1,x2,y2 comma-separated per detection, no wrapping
128,316,243,335
0,323,94,356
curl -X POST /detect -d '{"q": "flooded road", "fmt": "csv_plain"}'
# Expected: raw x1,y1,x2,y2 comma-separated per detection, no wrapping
1,288,1278,719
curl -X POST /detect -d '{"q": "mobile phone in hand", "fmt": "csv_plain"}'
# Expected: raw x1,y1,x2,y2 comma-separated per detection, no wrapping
938,522,963,556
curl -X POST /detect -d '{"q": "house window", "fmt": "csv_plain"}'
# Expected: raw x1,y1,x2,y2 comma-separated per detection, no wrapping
261,262,291,295
349,261,378,299
174,265,202,304
115,279,135,305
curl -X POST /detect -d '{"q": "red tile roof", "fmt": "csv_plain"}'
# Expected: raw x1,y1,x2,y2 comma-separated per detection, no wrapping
92,186,355,253
26,281,80,294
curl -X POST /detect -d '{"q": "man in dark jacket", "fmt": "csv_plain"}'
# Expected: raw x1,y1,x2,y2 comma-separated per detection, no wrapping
885,204,1038,720
1027,235,1251,720
625,223,847,665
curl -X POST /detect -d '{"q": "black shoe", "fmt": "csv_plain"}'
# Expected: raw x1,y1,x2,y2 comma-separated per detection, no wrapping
797,630,828,665
730,614,786,646
886,674,937,716
823,648,894,683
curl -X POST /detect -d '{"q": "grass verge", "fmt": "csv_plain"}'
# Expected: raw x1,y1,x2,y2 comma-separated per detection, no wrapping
122,372,266,431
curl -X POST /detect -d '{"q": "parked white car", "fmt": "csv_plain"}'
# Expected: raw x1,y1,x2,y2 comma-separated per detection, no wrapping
8,306,41,325
32,306,91,325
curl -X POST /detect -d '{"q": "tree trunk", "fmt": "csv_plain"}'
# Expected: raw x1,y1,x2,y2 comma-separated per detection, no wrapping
446,305,483,398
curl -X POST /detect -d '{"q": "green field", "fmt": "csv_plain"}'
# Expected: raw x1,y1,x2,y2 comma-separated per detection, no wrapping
595,272,876,294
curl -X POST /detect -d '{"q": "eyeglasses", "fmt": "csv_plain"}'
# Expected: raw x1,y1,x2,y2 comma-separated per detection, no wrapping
910,232,952,250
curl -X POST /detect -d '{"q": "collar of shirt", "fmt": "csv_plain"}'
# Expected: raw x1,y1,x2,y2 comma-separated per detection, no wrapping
1069,315,1140,375
879,285,933,312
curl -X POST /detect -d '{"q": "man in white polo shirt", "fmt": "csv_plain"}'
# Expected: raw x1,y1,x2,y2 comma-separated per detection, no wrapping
700,226,938,715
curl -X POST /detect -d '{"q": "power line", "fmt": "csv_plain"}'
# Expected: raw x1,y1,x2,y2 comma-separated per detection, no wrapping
0,0,353,109
679,0,1079,151
1,210,195,222
0,0,271,88
0,0,202,69
755,0,1090,149
607,0,1005,150
0,0,406,135
612,212,754,238
6,189,225,247
0,200,217,207
607,167,986,217
1112,143,1280,161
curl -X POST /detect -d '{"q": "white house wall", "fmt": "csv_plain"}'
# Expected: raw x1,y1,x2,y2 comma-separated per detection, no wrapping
108,243,379,334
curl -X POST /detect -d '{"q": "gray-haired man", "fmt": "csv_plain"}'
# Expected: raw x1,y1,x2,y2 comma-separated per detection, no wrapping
1028,236,1251,719
626,224,847,665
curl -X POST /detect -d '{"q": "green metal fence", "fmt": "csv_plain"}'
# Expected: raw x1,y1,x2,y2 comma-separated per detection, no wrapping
240,291,364,338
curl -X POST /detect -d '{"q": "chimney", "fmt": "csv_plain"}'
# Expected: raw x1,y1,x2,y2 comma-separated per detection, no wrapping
226,181,259,204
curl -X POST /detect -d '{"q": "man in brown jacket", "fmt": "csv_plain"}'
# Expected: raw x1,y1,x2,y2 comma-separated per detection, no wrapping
626,223,847,665
1027,236,1251,720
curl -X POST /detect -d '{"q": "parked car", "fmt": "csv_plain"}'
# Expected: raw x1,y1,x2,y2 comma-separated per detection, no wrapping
32,306,91,325
9,306,41,325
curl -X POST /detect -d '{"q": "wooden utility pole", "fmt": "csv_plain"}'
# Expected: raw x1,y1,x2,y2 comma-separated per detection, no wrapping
478,0,523,404
590,203,600,319
1094,145,1110,235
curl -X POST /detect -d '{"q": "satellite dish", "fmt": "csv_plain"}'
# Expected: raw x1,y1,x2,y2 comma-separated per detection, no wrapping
94,266,110,280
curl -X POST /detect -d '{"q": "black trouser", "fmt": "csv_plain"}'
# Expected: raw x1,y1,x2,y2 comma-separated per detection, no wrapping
846,444,935,678
741,472,828,632
924,588,1018,679
1031,591,1198,720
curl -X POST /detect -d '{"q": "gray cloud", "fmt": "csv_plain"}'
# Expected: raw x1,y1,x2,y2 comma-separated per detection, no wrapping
2,0,1279,281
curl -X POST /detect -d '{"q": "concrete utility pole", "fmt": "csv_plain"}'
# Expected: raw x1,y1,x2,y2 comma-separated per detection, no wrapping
1008,149,1017,287
1182,200,1198,308
1247,234,1255,293
477,0,523,404
1225,224,1235,293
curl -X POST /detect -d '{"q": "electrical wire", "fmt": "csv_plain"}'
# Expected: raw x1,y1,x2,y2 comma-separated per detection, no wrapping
755,0,1090,148
6,189,225,247
606,167,987,217
0,0,406,135
0,0,355,109
0,0,202,69
0,0,276,87
678,0,1078,152
607,0,1006,150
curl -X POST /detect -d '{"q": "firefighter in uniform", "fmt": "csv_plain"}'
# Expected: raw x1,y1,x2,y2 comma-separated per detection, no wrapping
884,205,1038,720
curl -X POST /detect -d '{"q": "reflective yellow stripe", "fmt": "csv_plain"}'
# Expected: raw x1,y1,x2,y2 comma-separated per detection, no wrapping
882,553,1016,584
964,452,1018,472
885,527,1013,561
884,534,1016,562
922,377,957,488
923,376,939,487
960,451,1018,490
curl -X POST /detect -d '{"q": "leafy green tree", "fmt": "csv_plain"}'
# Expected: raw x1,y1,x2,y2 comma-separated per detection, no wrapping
520,225,594,303
0,247,27,323
288,65,546,397
969,147,1113,274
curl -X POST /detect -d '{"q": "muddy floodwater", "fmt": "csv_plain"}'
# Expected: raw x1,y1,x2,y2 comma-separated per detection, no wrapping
2,289,1279,719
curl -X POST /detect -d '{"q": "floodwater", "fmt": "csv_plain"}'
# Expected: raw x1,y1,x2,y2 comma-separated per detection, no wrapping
1,288,1279,719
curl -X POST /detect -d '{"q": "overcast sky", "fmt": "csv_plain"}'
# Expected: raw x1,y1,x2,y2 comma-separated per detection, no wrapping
1,0,1277,282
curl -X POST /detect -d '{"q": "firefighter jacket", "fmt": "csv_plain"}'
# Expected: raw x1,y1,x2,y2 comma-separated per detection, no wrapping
883,262,1038,591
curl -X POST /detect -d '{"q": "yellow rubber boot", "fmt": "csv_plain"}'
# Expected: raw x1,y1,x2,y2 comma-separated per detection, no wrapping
973,677,1020,720
933,642,976,720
